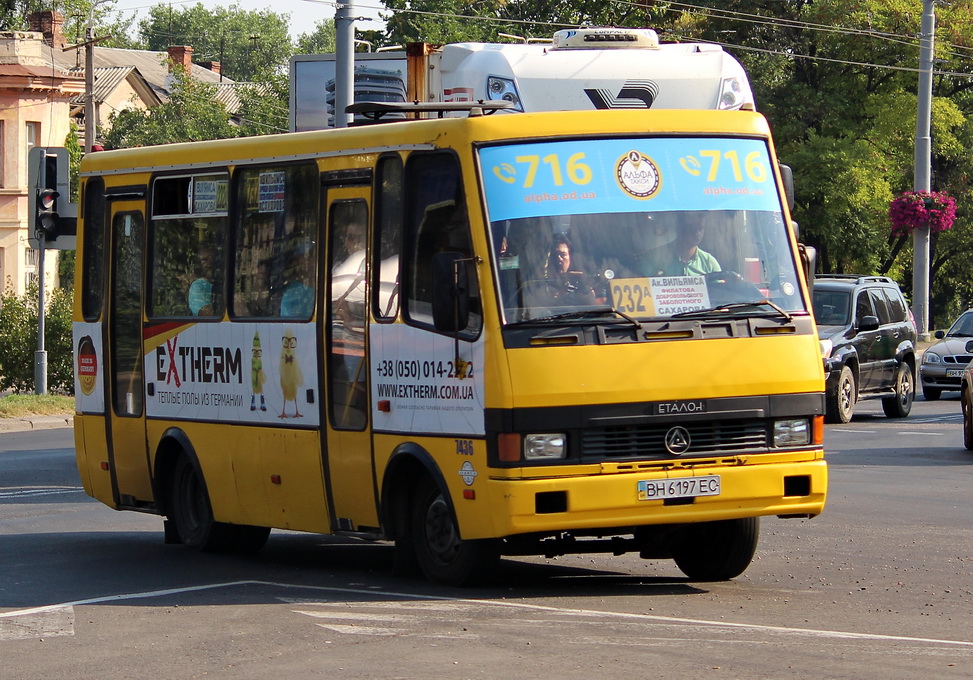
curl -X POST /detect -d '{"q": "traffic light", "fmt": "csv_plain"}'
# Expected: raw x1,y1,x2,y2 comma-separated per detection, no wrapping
36,187,60,236
27,147,76,249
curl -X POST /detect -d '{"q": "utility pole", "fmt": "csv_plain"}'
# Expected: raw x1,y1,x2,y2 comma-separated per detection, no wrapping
334,0,355,128
85,23,95,152
913,0,935,341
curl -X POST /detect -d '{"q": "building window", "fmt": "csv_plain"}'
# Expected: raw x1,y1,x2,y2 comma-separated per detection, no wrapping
25,122,39,174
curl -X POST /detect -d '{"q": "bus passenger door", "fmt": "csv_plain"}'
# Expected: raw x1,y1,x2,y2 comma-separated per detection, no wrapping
322,187,379,532
105,203,152,507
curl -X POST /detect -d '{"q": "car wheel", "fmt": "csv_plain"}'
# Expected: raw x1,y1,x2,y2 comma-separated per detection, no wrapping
882,363,914,418
922,385,942,401
826,365,856,424
963,389,973,451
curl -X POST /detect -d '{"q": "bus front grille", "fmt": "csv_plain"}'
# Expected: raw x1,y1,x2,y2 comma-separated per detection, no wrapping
581,419,768,459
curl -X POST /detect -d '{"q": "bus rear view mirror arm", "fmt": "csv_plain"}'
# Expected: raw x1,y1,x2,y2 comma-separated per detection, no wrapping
432,251,472,335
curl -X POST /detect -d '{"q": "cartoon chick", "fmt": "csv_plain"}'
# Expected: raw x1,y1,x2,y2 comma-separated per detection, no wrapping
279,327,303,418
250,331,266,412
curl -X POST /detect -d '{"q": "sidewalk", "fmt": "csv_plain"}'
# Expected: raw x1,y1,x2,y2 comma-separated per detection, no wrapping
0,414,73,433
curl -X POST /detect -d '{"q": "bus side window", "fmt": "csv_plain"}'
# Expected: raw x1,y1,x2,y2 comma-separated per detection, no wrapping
403,152,481,337
373,154,403,321
233,164,318,319
81,178,106,320
148,174,229,319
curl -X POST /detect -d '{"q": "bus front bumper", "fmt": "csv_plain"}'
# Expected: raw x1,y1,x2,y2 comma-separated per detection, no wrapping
466,457,827,540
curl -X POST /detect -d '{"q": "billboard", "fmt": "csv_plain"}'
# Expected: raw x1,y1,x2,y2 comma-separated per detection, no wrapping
289,52,408,131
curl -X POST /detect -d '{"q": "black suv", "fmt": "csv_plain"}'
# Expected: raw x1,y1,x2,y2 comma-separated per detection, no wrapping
812,275,918,423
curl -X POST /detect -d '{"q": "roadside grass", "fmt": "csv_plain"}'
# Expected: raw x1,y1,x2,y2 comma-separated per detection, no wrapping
0,394,74,418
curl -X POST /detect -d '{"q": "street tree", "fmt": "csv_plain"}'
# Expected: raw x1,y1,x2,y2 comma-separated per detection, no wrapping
102,65,239,148
137,2,292,81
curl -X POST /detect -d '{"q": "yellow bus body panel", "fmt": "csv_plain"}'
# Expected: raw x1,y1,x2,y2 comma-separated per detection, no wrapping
503,334,823,408
145,422,331,533
74,414,115,507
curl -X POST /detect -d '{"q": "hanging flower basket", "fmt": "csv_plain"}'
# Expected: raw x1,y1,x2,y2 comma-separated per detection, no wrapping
888,190,956,236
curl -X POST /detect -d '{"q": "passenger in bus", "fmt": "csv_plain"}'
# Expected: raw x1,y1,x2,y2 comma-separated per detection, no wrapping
332,222,367,325
188,245,216,316
663,214,720,276
279,242,315,318
545,234,598,303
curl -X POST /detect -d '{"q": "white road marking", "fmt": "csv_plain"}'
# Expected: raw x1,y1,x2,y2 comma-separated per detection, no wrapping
293,609,416,622
314,623,402,636
1,580,971,649
830,429,876,434
897,431,943,436
0,486,84,499
0,605,73,641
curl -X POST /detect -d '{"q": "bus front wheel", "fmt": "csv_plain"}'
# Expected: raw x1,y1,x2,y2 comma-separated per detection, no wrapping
410,477,499,586
670,517,759,581
168,456,269,553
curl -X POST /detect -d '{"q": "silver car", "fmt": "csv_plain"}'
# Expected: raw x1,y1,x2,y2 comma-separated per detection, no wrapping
919,309,973,400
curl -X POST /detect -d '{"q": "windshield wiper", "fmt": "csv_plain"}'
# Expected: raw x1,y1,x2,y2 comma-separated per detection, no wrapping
509,306,642,329
671,299,793,321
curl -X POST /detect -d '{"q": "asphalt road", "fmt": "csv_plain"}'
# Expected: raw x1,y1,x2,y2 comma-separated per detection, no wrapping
0,398,970,680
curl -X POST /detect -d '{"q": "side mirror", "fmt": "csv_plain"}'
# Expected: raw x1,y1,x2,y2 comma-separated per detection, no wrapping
858,315,880,332
431,251,470,334
936,330,946,339
779,163,795,213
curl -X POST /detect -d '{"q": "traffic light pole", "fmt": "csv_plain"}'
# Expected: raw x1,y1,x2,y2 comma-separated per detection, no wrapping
34,233,48,395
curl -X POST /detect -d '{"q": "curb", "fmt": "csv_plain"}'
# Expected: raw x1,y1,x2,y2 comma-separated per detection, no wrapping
0,415,74,433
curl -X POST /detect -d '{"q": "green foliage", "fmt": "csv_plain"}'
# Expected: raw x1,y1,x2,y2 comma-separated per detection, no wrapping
380,0,669,44
296,19,337,55
235,70,290,136
0,285,74,395
137,2,293,81
103,65,239,148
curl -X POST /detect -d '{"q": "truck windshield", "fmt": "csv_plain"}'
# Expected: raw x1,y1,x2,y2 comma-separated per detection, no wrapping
479,136,807,324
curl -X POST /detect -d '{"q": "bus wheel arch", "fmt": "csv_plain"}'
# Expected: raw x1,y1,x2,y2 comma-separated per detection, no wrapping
380,444,499,585
154,429,269,553
381,444,442,577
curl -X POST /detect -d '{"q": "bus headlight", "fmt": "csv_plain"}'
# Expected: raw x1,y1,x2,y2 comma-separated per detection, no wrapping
486,76,523,112
718,76,746,110
524,433,566,460
773,419,810,447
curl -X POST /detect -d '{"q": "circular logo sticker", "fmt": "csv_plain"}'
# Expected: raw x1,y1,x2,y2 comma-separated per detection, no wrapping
77,335,98,396
616,150,662,200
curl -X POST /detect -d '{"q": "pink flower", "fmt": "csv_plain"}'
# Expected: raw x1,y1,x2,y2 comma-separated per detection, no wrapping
888,191,956,236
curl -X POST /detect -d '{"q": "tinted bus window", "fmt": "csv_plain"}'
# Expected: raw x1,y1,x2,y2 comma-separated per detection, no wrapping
81,178,106,320
148,173,229,318
373,154,403,321
233,164,318,319
404,152,481,337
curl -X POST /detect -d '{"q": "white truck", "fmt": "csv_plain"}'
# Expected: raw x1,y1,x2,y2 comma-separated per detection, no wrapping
289,27,754,131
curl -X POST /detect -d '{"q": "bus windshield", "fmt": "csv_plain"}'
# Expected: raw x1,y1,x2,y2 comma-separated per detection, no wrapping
479,136,806,324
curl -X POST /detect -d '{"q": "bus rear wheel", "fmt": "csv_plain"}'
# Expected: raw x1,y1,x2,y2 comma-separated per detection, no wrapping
168,456,269,553
670,517,759,581
410,477,499,586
